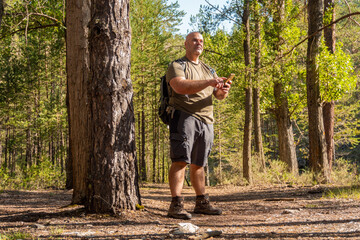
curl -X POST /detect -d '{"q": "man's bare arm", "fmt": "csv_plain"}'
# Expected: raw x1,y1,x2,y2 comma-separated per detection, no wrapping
169,77,224,95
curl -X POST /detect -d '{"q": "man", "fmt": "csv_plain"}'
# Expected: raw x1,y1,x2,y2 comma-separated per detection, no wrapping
166,32,232,219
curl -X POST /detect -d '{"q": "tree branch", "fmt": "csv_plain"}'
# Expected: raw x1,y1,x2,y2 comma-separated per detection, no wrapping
204,0,242,25
275,12,360,63
0,24,60,40
29,12,60,24
342,0,360,29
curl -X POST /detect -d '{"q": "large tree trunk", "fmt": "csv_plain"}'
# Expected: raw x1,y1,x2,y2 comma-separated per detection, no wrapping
242,0,253,184
253,1,265,172
323,0,335,171
306,0,330,182
66,0,91,203
86,0,140,212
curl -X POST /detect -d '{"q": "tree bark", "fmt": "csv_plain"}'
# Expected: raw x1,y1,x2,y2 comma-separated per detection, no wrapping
65,82,73,190
323,0,335,171
253,1,266,172
306,0,330,182
86,0,140,212
272,0,298,174
66,0,91,203
274,82,298,173
242,0,253,184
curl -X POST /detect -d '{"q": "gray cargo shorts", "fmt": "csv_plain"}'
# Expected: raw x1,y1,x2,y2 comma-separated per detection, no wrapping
169,110,214,167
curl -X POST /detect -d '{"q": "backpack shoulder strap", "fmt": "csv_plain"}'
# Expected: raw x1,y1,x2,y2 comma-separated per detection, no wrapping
173,58,186,72
202,62,216,75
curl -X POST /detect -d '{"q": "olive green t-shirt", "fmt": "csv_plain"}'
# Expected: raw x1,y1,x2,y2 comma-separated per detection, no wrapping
166,57,217,124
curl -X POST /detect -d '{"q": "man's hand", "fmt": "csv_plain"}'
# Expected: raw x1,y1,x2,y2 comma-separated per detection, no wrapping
213,77,232,100
212,77,226,88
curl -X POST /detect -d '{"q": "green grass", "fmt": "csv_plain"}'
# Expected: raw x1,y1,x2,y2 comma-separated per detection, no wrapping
323,185,360,199
0,231,33,240
304,204,318,208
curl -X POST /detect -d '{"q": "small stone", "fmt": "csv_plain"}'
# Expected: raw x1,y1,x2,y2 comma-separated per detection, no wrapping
282,209,299,214
33,223,45,229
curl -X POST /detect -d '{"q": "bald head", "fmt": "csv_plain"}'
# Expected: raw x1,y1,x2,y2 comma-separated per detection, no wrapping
185,32,204,62
185,32,202,42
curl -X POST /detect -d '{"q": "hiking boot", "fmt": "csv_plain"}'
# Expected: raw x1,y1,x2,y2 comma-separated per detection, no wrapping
167,196,192,220
194,194,222,215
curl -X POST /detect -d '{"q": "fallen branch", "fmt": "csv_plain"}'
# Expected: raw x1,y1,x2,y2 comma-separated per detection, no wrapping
264,198,295,201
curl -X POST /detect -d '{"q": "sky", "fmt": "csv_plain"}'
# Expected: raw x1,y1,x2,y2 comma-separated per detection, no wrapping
170,0,233,35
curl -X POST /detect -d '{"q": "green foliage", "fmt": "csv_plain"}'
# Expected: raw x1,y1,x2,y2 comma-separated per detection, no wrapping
0,159,65,190
323,185,360,200
334,94,360,148
0,0,66,190
0,231,33,240
130,0,185,182
254,160,308,185
190,4,222,34
318,41,356,102
330,158,359,186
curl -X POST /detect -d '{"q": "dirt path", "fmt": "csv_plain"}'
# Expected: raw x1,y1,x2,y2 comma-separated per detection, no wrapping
1,184,360,239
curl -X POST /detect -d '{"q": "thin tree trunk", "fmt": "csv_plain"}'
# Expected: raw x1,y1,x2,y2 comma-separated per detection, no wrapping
60,127,64,173
162,128,165,183
4,124,9,169
86,0,140,212
0,0,4,28
205,164,210,186
272,0,298,174
242,0,253,184
152,113,156,183
10,128,15,175
253,1,266,172
25,128,32,168
26,108,32,169
306,0,330,182
274,82,298,173
141,99,146,181
323,0,335,172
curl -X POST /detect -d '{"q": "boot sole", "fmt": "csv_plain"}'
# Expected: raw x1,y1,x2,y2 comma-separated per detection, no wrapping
193,210,222,215
167,213,192,220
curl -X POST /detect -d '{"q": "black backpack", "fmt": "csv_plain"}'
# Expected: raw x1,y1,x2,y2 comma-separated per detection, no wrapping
158,59,185,125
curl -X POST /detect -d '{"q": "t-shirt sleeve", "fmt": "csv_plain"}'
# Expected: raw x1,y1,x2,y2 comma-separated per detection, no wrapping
166,62,185,83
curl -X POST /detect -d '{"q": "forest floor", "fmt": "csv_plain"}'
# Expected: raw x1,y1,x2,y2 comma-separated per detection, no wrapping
1,183,360,239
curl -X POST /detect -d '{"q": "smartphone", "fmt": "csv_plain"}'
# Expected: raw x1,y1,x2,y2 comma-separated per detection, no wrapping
225,73,235,84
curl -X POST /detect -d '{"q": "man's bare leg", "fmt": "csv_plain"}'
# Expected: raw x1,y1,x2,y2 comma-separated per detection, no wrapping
169,161,187,197
190,164,222,215
168,161,192,219
189,164,206,196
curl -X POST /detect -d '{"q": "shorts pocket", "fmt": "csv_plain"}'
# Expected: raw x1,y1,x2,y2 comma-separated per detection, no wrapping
170,133,188,160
